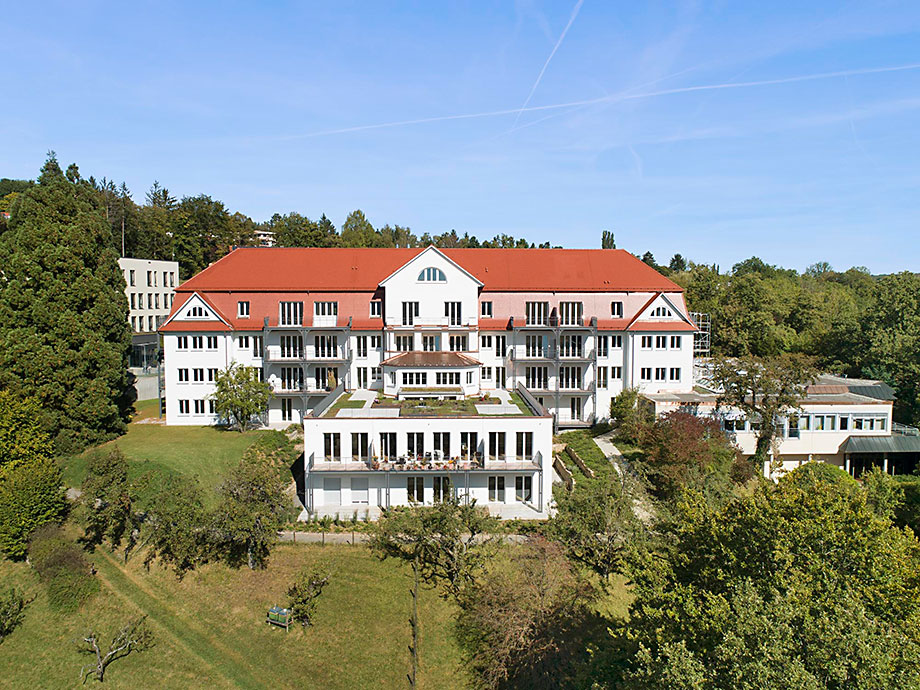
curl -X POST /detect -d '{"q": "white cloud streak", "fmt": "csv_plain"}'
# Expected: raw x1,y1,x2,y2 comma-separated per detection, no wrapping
512,0,584,129
285,62,920,140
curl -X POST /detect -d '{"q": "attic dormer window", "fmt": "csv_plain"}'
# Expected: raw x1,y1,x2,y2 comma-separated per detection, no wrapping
187,306,206,318
651,306,672,317
418,267,446,282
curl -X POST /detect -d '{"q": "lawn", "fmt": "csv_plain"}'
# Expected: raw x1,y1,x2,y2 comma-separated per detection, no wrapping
556,430,616,486
0,543,465,690
323,392,369,417
60,401,274,505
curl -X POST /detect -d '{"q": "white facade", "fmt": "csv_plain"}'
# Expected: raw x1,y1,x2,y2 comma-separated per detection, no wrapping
303,413,554,520
119,257,180,334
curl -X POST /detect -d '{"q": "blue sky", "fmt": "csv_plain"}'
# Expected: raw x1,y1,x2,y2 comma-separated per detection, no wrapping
3,1,920,272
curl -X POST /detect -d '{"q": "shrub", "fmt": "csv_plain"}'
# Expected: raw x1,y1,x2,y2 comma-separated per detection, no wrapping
783,461,857,490
0,587,28,642
609,388,650,444
28,526,99,612
0,456,67,559
893,475,920,534
640,411,739,503
243,431,298,471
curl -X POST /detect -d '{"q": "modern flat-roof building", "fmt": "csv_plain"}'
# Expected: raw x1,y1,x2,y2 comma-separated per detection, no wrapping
158,245,697,518
642,372,920,478
118,257,180,334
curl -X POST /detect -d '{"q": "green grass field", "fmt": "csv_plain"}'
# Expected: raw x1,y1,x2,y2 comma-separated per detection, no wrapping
0,543,464,689
60,401,270,506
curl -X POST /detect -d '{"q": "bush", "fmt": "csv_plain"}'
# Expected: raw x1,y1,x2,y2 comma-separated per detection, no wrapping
243,431,298,470
893,475,920,534
0,456,67,559
0,587,28,642
640,411,739,503
29,526,99,612
782,461,857,490
609,389,650,444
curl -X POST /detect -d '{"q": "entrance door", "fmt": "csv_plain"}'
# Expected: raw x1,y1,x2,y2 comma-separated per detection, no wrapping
323,478,341,506
433,476,451,502
496,367,506,388
351,478,368,504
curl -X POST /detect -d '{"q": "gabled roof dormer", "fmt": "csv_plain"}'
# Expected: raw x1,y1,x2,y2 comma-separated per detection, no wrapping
627,293,696,331
379,246,484,289
161,293,230,327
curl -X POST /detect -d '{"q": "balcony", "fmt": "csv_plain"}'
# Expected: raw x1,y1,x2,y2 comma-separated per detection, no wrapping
264,345,351,362
308,451,543,472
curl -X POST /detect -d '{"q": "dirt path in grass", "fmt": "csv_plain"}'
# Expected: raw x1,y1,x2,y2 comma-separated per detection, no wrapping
94,550,265,690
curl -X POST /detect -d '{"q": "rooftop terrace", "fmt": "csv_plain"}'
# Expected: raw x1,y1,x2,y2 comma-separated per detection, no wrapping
322,391,537,418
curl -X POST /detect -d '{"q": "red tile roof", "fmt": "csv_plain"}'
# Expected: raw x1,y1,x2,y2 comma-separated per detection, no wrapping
381,352,481,367
178,247,681,293
627,321,697,332
159,321,230,333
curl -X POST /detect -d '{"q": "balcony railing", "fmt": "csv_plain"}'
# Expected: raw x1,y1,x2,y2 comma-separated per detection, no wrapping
264,345,351,362
309,451,543,472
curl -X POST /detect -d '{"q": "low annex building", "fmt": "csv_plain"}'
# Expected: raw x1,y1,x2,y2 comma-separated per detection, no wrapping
159,245,697,518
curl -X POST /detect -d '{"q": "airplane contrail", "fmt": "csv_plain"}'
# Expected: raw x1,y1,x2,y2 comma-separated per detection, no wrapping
512,0,584,129
288,62,920,139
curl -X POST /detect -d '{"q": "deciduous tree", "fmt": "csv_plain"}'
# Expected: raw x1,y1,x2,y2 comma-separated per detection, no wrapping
211,363,272,432
77,616,154,683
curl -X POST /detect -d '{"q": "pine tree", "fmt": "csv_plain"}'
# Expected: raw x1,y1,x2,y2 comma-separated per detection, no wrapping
0,155,134,453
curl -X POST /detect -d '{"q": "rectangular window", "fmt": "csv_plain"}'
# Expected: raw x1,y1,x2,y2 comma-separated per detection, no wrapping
130,293,136,309
147,270,153,287
559,301,583,326
208,399,217,414
395,335,413,352
281,398,294,422
147,293,153,309
445,301,462,326
238,335,250,349
162,271,167,287
559,334,583,358
655,367,667,381
356,336,368,358
370,300,382,318
407,477,424,503
370,335,381,350
481,335,492,349
482,366,492,380
433,432,450,459
488,432,506,460
515,432,533,460
611,366,622,380
559,366,582,389
206,336,217,350
193,399,205,414
238,301,250,318
252,336,264,358
402,372,427,386
670,335,681,349
193,368,204,383
656,335,668,349
466,371,473,384
449,335,468,352
154,294,160,310
314,301,338,317
597,336,608,357
178,399,189,414
351,433,369,461
357,367,368,388
494,335,506,357
488,476,505,502
372,367,381,382
525,334,546,358
314,334,338,358
208,368,219,382
323,433,341,460
611,301,623,317
839,415,849,431
435,372,460,386
178,368,189,382
129,269,136,286
669,367,681,382
461,432,478,460
279,301,303,326
422,335,440,352
148,316,154,331
170,272,175,287
281,334,303,359
515,476,532,503
597,367,608,389
402,301,419,326
481,302,493,318
641,336,652,349
525,366,548,389
611,335,623,349
432,476,450,502
407,432,424,458
280,367,303,391
177,336,188,350
525,301,549,326
640,367,652,381
380,432,397,461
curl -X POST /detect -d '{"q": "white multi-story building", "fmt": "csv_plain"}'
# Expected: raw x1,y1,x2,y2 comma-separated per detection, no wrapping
118,257,180,334
159,245,697,518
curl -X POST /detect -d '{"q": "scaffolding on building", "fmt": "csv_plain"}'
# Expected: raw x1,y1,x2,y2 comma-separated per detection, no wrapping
690,312,711,357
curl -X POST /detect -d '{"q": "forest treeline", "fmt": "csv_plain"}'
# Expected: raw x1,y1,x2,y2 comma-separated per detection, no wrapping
3,165,918,426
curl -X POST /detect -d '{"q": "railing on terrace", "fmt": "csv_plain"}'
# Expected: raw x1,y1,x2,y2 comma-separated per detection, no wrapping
893,422,920,436
309,451,543,472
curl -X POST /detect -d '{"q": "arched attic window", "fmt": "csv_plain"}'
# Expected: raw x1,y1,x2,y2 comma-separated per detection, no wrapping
186,306,206,318
651,306,673,317
418,267,446,282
